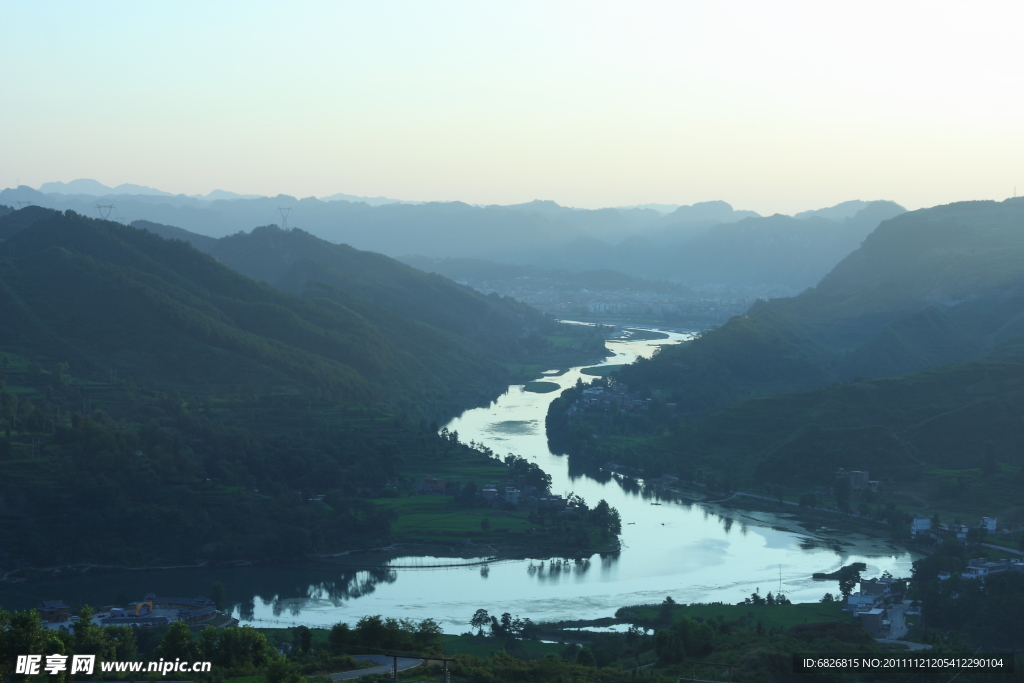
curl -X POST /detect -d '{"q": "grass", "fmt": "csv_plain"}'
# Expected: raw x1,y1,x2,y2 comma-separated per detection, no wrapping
441,634,563,658
400,456,508,483
619,602,847,631
372,496,533,537
542,335,582,348
523,381,559,393
581,365,624,377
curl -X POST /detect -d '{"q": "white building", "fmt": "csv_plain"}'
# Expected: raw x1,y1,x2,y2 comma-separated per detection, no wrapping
911,516,931,536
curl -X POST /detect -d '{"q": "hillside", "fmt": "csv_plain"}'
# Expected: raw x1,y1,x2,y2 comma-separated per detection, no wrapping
2,186,904,292
547,198,1024,526
398,256,692,295
2,212,607,416
548,338,1024,526
132,221,608,397
618,199,1024,412
0,210,608,567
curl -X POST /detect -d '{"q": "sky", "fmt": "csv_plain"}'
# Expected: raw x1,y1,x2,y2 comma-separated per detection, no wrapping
1,0,1022,215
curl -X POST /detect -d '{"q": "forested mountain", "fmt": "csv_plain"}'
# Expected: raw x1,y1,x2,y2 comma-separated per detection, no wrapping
547,198,1024,521
0,209,607,566
616,199,1024,412
1,186,903,291
398,255,692,296
1,211,604,416
533,201,905,291
552,337,1024,477
130,221,605,399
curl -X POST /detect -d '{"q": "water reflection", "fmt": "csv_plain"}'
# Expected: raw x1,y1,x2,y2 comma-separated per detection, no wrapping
2,325,920,632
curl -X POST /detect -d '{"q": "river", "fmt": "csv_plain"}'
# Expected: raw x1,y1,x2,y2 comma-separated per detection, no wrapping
0,325,916,633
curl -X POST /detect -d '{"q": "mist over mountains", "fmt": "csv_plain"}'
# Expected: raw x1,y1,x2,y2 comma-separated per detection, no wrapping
1,182,904,293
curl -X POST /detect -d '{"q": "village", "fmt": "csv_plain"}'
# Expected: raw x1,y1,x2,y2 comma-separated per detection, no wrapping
566,381,676,418
35,594,236,632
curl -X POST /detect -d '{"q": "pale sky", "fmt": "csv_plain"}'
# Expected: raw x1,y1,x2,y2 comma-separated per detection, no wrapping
1,0,1021,214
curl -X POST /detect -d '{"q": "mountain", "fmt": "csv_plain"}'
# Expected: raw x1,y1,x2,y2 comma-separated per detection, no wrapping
2,186,903,292
529,201,906,293
39,179,175,196
398,255,692,296
0,209,615,565
320,192,420,206
614,203,681,214
194,189,265,200
549,336,1024,509
661,200,759,225
603,199,1024,413
546,200,1024,528
1,210,604,417
794,199,876,221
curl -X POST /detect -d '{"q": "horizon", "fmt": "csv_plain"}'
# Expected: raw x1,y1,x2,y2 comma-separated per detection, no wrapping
2,1,1022,216
5,178,897,216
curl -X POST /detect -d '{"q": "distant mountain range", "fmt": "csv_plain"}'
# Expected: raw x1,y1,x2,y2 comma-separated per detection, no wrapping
619,197,1024,413
548,197,1024,506
2,183,904,291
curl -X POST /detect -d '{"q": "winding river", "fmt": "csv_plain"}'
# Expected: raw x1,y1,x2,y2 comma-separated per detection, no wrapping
1,325,916,633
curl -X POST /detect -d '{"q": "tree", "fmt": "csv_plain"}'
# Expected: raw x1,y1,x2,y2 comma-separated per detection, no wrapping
156,621,196,661
266,656,303,683
294,625,312,654
820,592,836,603
74,605,116,662
328,623,352,652
574,646,597,667
654,628,685,665
106,625,138,661
659,596,676,622
0,608,49,680
480,518,490,532
591,499,622,537
839,572,860,598
414,618,443,653
470,609,490,636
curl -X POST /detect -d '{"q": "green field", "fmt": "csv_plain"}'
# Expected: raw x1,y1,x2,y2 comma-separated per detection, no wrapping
441,634,563,658
581,365,624,377
619,601,847,631
372,496,532,538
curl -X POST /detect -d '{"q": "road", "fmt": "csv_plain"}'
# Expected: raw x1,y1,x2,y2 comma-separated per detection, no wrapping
330,655,423,680
876,601,931,651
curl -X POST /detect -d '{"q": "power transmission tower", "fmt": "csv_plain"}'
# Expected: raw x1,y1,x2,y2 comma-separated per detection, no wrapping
278,207,292,230
15,201,31,209
95,204,115,220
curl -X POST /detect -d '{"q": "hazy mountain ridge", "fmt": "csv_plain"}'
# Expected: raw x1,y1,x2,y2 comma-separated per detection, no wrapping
128,218,610,405
0,210,602,417
615,198,1024,412
3,184,903,291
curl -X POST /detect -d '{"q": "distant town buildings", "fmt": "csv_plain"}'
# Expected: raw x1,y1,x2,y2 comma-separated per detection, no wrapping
835,468,878,492
35,593,229,631
37,600,70,623
910,516,1006,544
